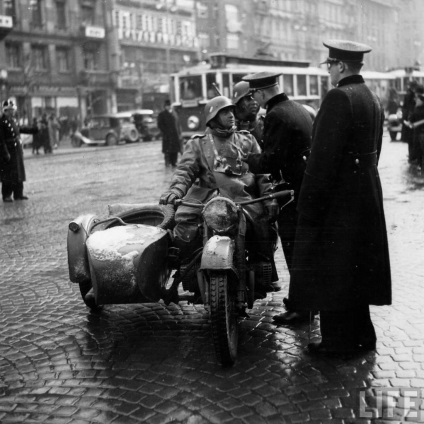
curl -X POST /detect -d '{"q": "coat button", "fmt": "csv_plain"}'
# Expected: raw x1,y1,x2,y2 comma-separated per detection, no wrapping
355,159,360,165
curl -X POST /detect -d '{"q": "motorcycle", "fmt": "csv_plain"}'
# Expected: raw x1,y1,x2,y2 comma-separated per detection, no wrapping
67,189,293,366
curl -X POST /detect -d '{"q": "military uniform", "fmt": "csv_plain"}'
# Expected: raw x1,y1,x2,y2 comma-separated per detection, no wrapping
242,73,313,273
0,102,37,201
167,127,277,277
288,40,392,354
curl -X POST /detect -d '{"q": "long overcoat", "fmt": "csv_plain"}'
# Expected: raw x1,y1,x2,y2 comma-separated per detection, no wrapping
288,75,392,311
246,93,312,194
157,109,182,154
0,115,36,183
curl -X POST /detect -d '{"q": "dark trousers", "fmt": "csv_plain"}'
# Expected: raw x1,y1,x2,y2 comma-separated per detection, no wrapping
2,181,24,200
165,152,178,167
320,306,376,349
277,201,297,273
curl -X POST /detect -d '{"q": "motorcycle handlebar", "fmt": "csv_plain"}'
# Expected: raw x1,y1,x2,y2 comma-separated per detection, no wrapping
174,189,294,209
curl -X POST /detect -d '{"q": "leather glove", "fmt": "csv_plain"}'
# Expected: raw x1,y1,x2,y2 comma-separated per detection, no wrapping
266,199,280,223
159,189,182,205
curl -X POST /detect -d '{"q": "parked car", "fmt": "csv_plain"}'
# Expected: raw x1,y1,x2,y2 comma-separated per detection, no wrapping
71,114,139,147
116,109,160,142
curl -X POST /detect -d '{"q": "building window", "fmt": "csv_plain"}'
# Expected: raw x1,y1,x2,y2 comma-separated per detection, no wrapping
83,49,98,70
32,45,48,71
81,2,95,25
4,0,16,19
6,43,21,68
226,33,239,50
56,47,70,72
197,2,208,19
55,0,67,28
30,0,43,28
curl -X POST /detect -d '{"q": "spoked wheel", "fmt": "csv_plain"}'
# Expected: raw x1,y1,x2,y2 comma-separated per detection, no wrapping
209,271,238,367
79,280,102,311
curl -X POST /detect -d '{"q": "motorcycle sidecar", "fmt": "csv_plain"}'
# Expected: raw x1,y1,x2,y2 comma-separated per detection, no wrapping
67,204,175,309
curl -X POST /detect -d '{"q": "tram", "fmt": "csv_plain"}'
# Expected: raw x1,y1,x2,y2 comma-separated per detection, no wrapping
390,68,424,98
170,53,330,139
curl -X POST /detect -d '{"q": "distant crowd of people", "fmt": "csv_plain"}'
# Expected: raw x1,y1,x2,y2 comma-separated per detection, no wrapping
31,113,79,155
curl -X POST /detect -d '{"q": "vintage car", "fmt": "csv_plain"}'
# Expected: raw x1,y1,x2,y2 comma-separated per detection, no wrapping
117,109,160,142
71,114,140,147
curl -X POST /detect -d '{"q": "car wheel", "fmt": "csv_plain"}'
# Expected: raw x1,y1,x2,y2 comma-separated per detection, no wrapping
128,129,139,143
106,134,118,146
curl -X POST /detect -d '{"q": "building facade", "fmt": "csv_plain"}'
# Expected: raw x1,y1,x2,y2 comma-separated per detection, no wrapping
0,0,422,122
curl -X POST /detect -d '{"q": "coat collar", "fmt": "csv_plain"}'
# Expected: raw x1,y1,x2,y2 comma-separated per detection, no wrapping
266,92,289,111
337,74,365,87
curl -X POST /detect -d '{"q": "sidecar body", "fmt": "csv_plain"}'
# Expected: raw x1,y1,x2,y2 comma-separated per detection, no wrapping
67,204,174,308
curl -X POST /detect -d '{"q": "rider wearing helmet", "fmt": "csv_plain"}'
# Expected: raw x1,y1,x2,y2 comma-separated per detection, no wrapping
232,81,264,145
159,95,280,296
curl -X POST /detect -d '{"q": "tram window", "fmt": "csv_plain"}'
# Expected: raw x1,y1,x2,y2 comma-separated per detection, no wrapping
297,75,307,96
403,77,409,91
222,73,230,98
180,76,202,100
321,76,329,97
206,73,219,98
283,74,294,96
310,75,319,96
232,74,245,84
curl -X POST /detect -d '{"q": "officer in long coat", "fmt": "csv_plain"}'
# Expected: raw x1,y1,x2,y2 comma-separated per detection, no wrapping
0,99,37,202
288,40,392,356
157,99,182,167
242,71,313,324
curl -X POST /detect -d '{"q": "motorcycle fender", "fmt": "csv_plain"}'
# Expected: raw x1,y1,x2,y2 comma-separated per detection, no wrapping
67,214,98,284
200,235,235,270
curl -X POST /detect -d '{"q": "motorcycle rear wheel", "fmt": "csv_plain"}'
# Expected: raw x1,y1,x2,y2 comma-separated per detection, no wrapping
209,271,238,367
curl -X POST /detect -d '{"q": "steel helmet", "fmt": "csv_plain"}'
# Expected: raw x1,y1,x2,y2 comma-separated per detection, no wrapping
232,81,251,105
204,96,234,126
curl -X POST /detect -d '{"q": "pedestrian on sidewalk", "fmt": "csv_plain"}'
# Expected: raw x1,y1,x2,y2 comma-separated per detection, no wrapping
48,113,61,149
39,113,51,154
157,99,182,168
32,117,42,155
406,84,424,171
0,99,38,202
287,40,392,357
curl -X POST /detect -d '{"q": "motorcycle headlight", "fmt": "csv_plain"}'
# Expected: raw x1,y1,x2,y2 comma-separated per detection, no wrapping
187,115,200,130
202,197,238,235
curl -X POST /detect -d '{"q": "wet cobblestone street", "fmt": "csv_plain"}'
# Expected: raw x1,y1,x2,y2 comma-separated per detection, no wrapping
1,132,424,423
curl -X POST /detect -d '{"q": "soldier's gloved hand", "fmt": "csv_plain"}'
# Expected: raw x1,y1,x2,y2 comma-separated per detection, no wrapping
3,152,11,162
266,199,280,222
159,189,182,205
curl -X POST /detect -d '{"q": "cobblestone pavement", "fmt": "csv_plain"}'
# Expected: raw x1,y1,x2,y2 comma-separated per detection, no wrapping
1,133,424,424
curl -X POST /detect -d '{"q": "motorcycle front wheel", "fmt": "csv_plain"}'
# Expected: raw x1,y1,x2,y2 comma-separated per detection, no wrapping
209,271,238,367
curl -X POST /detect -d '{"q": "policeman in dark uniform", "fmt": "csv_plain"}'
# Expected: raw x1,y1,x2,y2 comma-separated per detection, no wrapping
232,81,264,145
241,71,313,324
288,40,392,356
0,99,37,202
159,96,279,296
